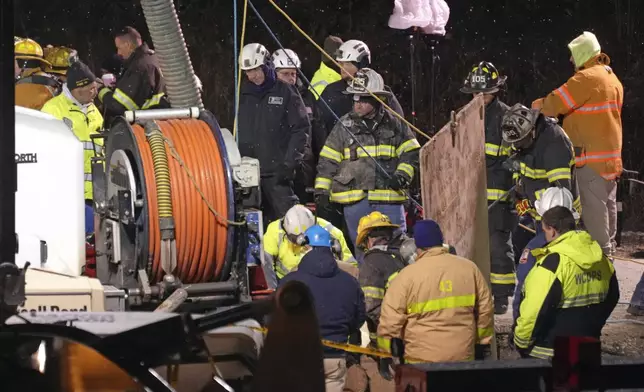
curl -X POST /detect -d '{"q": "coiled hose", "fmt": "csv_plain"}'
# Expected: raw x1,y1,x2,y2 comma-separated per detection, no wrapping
140,0,204,110
132,119,230,283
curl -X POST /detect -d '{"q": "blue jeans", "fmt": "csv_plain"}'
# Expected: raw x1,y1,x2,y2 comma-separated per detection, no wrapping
85,204,94,235
343,198,406,263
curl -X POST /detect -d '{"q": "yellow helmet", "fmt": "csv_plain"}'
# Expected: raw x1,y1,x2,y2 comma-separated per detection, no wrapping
356,211,399,247
15,38,51,66
14,36,23,44
45,46,78,75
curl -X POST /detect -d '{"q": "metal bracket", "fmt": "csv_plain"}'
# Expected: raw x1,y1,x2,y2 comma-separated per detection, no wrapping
138,269,152,304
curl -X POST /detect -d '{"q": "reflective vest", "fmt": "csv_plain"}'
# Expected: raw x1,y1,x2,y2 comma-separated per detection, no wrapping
514,230,616,359
308,62,341,100
541,58,623,180
263,217,356,279
42,93,104,200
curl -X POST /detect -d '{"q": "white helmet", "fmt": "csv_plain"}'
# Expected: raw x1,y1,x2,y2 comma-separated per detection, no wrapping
336,39,371,68
283,205,316,236
240,43,269,71
344,68,391,97
272,49,301,69
535,187,580,219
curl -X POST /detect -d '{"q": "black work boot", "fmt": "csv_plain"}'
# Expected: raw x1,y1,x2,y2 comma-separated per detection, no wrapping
627,304,644,317
494,296,509,315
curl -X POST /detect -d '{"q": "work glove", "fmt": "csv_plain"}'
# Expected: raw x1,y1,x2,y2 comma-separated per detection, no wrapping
387,174,409,191
277,164,296,183
474,344,492,360
315,193,331,213
378,357,394,381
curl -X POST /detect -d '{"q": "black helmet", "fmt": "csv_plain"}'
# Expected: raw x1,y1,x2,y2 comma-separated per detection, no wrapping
460,61,507,94
501,103,539,145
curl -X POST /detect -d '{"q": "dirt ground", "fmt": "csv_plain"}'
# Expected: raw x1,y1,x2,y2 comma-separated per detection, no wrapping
351,232,644,392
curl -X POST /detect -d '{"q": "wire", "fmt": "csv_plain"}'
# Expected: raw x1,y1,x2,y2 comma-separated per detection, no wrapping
248,1,423,210
267,0,431,141
232,0,249,142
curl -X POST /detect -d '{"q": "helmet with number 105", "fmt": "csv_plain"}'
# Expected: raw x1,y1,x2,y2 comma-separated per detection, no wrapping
460,61,507,94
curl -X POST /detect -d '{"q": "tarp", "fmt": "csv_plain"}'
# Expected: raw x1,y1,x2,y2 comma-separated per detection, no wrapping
420,95,489,276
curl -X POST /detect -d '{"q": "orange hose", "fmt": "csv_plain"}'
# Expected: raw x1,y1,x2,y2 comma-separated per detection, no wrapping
132,119,230,283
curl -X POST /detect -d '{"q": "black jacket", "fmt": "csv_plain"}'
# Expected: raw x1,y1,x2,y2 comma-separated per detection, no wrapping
485,98,513,201
98,43,167,121
280,247,366,357
238,79,310,177
318,79,407,139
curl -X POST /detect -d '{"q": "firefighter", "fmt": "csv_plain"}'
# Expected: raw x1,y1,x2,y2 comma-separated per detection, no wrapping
237,43,310,222
279,225,366,392
41,61,104,234
44,46,78,83
533,31,623,256
98,26,168,123
377,219,494,363
262,204,355,289
501,104,580,227
15,38,62,110
314,68,420,257
512,187,579,323
356,212,408,346
513,206,619,359
460,61,516,314
309,35,343,100
272,48,316,204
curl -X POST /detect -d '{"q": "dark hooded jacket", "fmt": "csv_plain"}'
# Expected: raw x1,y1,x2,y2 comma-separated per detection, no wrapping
280,247,366,357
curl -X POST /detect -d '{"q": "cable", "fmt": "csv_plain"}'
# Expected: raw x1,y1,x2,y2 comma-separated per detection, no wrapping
248,1,423,210
232,0,249,142
132,119,239,284
267,0,431,141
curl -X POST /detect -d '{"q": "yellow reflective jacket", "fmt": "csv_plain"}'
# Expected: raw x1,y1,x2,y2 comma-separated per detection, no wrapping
308,62,341,100
42,93,104,200
263,217,355,279
514,230,619,359
377,247,494,363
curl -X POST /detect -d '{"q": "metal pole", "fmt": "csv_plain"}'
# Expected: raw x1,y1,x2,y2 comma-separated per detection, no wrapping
0,0,16,264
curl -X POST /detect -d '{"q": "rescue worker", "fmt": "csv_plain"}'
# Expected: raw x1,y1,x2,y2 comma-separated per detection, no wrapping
262,204,355,289
309,35,343,100
98,26,168,122
460,61,515,314
315,68,420,256
501,104,580,226
272,48,316,204
356,212,409,346
44,46,78,83
532,31,623,256
279,225,366,392
513,206,619,359
237,43,310,222
512,187,579,323
41,61,104,235
377,219,494,362
15,38,62,110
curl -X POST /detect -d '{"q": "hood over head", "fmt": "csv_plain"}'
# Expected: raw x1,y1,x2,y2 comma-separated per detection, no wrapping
297,247,339,278
535,231,605,270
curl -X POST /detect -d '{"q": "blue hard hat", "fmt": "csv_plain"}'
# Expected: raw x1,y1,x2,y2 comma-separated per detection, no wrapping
304,225,332,247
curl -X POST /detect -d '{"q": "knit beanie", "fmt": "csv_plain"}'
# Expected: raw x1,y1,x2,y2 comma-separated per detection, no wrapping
66,61,96,90
413,220,444,249
323,35,343,65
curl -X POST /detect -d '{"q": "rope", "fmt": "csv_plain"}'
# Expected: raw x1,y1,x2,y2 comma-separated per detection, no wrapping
248,1,423,211
266,0,431,141
612,255,644,266
232,0,249,141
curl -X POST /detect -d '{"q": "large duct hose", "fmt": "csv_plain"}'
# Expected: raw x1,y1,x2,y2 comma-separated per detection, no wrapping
140,0,204,110
132,119,230,283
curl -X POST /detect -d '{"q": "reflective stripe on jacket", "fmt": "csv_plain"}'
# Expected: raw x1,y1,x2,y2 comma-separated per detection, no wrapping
98,43,167,120
308,62,341,100
511,115,580,220
315,109,420,204
42,93,104,200
514,230,619,359
262,217,355,279
377,246,494,363
541,58,623,180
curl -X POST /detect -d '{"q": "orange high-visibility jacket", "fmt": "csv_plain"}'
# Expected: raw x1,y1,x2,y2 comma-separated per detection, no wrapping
540,57,623,180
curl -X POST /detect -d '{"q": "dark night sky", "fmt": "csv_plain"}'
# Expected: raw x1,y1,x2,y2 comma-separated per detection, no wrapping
14,0,644,224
